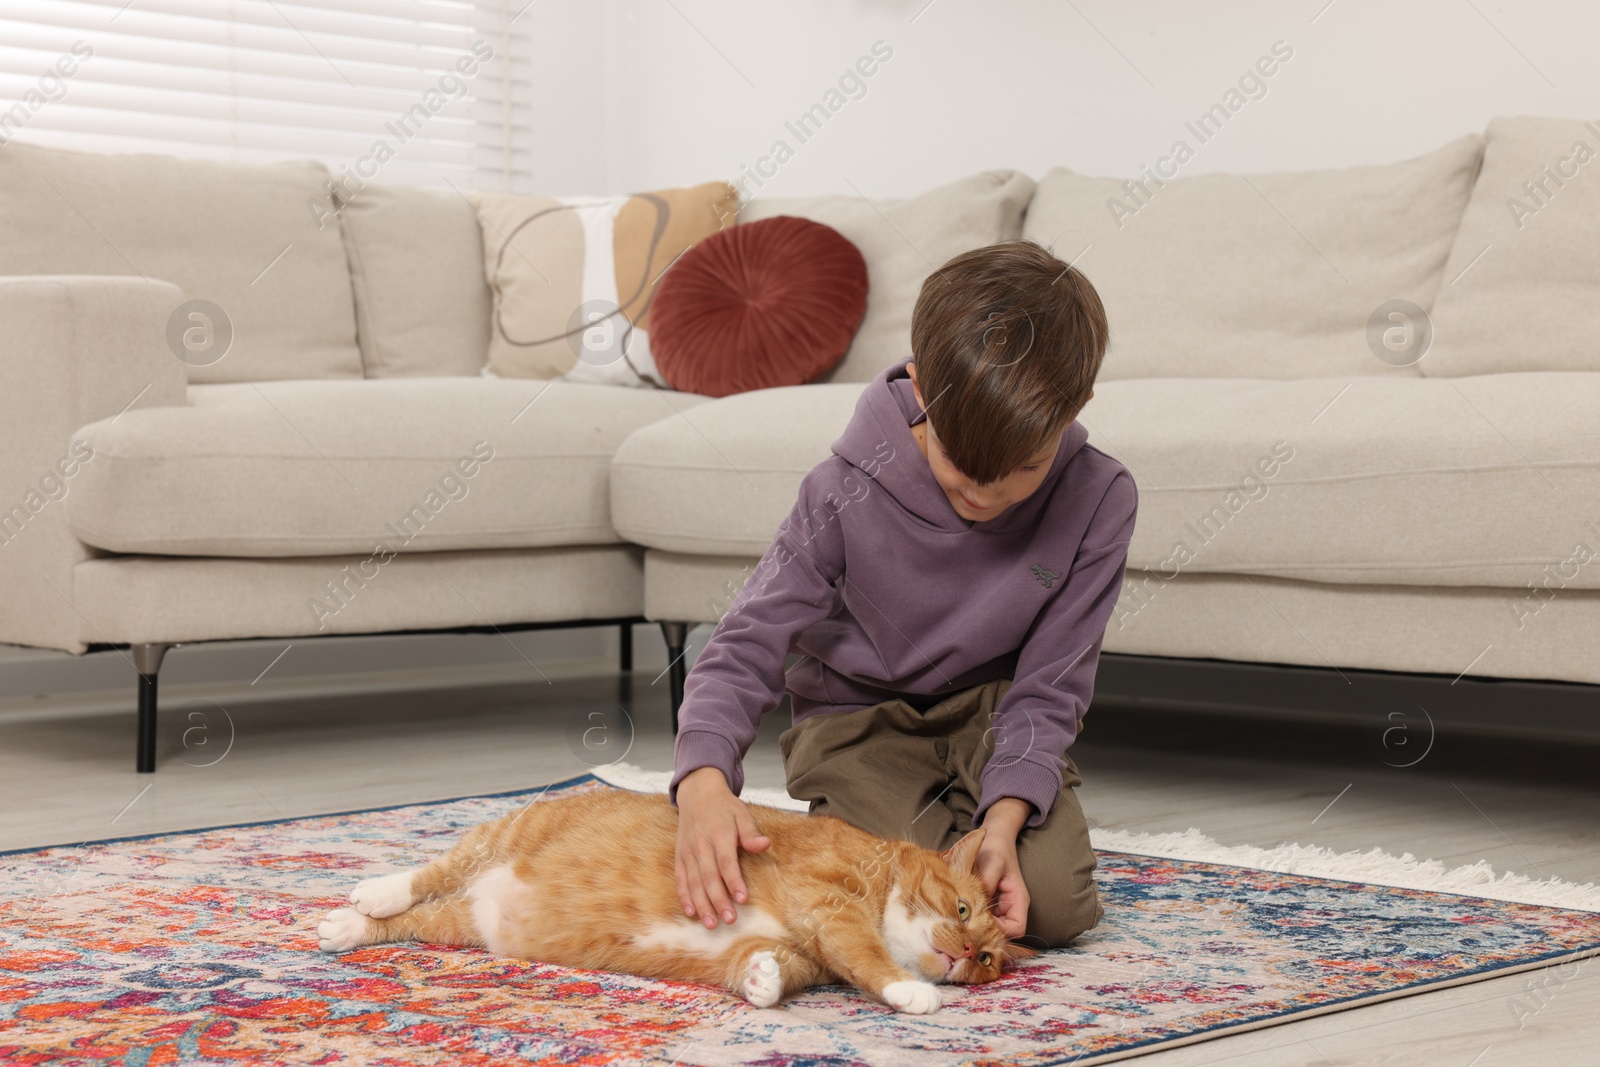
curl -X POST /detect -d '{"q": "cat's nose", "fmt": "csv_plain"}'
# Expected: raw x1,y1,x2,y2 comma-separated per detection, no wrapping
960,942,974,958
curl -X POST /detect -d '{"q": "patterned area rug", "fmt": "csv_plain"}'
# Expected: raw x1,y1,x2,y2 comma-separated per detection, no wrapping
2,772,1597,1067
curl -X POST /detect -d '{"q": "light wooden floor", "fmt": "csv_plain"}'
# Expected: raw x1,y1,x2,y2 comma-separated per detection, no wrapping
1,660,1596,1066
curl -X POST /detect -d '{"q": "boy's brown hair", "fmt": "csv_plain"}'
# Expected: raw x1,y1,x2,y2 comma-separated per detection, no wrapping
909,240,1109,485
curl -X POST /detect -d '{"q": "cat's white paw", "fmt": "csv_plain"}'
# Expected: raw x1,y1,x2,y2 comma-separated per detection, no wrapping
883,979,945,1014
349,872,414,918
742,949,783,1008
318,907,371,952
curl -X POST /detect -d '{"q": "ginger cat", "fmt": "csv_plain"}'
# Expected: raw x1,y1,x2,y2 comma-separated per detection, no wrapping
317,790,1037,1012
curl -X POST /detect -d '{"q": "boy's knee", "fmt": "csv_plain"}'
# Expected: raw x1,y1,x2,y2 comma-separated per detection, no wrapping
1026,880,1103,950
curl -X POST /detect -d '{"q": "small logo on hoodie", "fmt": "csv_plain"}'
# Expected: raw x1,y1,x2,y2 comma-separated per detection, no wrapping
1031,564,1061,589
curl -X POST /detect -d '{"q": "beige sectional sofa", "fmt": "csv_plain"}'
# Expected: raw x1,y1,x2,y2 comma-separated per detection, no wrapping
3,117,1597,772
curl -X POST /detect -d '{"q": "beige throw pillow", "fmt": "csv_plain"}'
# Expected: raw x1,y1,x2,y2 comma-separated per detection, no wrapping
1021,135,1484,380
475,182,738,386
1425,116,1600,376
742,170,1035,384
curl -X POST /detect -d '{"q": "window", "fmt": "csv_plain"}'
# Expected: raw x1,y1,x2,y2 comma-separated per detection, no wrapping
0,0,533,192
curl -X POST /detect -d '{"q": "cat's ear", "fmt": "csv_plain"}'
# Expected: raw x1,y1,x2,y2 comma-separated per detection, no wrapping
940,827,987,873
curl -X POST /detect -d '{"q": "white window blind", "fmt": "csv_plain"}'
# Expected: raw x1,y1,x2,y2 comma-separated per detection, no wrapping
0,0,533,192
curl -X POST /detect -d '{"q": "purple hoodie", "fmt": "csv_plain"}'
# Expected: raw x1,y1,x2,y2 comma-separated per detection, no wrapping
668,355,1138,829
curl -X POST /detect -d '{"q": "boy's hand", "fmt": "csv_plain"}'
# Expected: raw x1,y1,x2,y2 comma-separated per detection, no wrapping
674,766,772,929
976,798,1033,939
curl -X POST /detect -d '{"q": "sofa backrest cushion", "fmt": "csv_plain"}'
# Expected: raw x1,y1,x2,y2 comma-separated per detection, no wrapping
1021,134,1485,380
1423,117,1600,376
0,141,362,383
338,183,492,377
742,170,1035,384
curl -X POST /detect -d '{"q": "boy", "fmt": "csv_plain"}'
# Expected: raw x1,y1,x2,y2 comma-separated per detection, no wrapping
668,240,1137,950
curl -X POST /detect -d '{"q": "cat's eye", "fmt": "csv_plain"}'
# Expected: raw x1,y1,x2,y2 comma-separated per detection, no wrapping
978,952,993,967
956,900,970,921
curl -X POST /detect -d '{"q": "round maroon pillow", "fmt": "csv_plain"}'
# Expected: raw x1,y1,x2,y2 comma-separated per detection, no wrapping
649,215,868,397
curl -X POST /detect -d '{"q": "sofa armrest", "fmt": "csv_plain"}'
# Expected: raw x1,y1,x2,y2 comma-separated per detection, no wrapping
0,275,187,653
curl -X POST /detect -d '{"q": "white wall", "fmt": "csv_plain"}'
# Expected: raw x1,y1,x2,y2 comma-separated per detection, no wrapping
525,0,1597,198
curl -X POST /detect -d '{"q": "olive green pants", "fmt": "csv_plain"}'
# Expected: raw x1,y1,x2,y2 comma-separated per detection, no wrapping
778,677,1102,950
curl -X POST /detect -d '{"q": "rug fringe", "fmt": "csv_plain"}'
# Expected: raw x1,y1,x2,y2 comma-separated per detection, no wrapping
590,760,809,813
1089,827,1600,911
590,761,1600,912
588,762,673,797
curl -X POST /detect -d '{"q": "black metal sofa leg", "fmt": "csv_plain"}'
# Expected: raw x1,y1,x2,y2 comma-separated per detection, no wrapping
616,623,635,710
658,622,688,735
132,643,170,773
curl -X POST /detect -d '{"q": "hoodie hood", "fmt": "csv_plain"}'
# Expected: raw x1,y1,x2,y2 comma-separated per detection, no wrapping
831,355,1091,534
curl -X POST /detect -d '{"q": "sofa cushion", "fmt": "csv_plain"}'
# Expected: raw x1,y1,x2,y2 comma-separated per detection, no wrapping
66,379,710,557
742,170,1035,384
1086,374,1600,588
0,141,362,383
1425,117,1600,376
611,383,868,555
1021,135,1484,380
338,183,492,377
612,373,1600,590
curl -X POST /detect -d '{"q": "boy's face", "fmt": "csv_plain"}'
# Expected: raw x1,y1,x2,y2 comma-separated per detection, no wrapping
907,362,1088,522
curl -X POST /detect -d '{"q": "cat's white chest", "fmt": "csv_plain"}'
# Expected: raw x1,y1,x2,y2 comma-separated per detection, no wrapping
883,884,938,974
